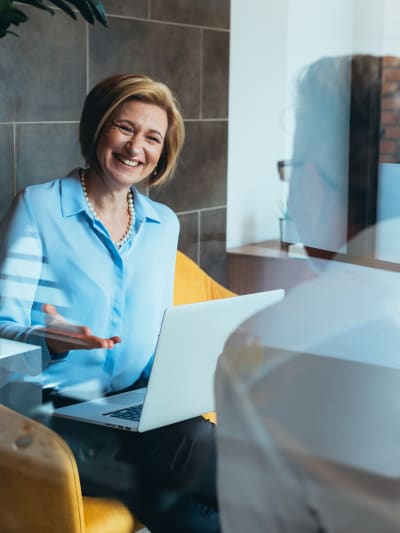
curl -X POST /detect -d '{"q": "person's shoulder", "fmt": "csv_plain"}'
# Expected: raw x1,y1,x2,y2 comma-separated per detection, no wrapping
16,181,59,216
22,170,78,203
23,173,72,198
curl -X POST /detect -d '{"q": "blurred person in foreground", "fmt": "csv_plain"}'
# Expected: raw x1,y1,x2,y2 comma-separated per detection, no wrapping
215,55,400,532
0,73,220,532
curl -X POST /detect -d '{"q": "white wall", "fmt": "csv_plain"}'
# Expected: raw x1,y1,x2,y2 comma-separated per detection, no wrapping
226,0,288,248
285,0,353,156
353,0,384,54
227,0,390,249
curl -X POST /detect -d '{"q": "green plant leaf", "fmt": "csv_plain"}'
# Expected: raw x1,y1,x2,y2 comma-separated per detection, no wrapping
47,0,77,20
0,0,108,38
63,0,94,24
0,20,8,34
1,8,27,23
0,2,30,38
87,0,107,26
0,7,28,22
18,0,54,15
0,0,11,14
0,5,7,15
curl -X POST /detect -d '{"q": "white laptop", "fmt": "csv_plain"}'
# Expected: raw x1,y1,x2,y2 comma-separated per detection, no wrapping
54,289,284,432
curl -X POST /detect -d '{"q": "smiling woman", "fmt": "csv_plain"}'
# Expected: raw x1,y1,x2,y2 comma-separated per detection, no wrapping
75,74,183,252
94,99,168,189
0,73,220,532
81,99,168,245
79,74,184,188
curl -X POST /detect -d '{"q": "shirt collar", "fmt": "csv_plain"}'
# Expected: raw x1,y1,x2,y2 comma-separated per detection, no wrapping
133,188,161,224
60,168,161,224
60,168,86,217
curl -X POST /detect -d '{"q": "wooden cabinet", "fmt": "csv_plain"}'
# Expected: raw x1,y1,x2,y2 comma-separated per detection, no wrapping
227,240,315,295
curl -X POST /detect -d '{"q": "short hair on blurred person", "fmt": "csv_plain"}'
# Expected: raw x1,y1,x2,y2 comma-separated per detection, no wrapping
292,54,385,239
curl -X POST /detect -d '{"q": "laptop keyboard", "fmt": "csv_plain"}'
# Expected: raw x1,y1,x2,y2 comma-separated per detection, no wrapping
102,404,143,421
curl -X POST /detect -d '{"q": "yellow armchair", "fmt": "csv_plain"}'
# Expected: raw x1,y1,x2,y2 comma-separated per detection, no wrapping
0,252,233,532
174,251,235,425
174,250,235,305
0,403,140,533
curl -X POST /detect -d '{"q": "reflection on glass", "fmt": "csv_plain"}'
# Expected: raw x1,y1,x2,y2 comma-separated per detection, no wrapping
216,53,400,533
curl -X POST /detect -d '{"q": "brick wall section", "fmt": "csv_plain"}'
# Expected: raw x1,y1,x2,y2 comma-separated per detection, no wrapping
380,57,400,163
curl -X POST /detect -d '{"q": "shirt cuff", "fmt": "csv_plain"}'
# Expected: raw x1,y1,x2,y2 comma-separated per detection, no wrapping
26,326,70,365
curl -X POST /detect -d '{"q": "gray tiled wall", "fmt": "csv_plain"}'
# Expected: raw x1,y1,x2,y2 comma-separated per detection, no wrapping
0,0,230,284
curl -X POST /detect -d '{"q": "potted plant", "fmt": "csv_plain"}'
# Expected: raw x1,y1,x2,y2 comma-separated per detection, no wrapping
0,0,107,38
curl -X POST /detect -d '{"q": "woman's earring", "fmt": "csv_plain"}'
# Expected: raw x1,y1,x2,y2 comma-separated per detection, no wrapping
153,167,158,177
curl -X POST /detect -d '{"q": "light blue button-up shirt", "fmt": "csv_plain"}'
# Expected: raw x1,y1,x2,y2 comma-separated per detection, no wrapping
0,169,179,393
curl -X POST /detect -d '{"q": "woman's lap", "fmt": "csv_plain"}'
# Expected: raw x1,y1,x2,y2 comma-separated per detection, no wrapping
50,414,220,532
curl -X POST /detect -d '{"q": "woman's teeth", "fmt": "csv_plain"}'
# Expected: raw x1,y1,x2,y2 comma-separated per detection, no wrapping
118,156,139,167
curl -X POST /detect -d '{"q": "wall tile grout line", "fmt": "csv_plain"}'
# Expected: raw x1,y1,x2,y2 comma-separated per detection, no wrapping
12,123,17,195
199,28,204,120
106,14,229,32
0,121,80,125
1,119,226,125
15,0,230,31
184,118,228,122
197,209,201,264
177,205,227,216
86,22,90,93
1,119,227,125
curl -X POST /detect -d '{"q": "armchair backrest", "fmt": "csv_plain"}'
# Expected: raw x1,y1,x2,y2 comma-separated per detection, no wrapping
174,251,235,305
0,252,231,532
0,403,85,533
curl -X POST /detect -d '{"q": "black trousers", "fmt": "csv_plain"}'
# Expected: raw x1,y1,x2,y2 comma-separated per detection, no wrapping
49,409,220,533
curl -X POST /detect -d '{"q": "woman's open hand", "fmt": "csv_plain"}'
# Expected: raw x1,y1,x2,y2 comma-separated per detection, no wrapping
42,304,121,355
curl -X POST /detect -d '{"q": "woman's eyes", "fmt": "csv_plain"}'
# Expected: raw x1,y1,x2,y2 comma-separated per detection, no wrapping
118,124,134,135
116,124,161,144
147,135,161,143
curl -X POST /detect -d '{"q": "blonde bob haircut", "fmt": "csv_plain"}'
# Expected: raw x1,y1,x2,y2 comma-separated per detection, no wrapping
79,73,185,187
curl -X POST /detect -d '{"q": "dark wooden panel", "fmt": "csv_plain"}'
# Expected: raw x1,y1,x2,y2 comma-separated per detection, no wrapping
227,243,315,295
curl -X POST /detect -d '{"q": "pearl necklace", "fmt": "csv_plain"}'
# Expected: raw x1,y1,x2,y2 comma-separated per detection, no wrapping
79,168,136,249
